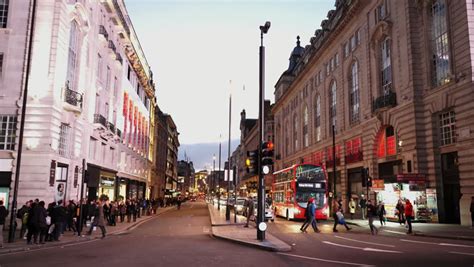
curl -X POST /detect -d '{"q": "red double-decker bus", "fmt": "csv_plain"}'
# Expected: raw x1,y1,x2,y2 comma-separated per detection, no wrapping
272,164,329,220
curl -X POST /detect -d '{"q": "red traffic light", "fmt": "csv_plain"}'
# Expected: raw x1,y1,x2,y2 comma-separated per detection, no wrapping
262,141,274,150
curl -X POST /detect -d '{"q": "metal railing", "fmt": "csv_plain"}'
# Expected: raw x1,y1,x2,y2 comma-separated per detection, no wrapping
345,151,363,164
93,114,107,128
64,87,83,108
99,25,109,40
108,122,116,133
373,91,397,112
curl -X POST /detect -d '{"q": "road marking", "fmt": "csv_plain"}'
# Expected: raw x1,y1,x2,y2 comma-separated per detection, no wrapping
277,252,375,267
384,230,406,235
322,241,402,254
439,243,474,248
401,239,474,248
449,251,474,256
334,235,395,248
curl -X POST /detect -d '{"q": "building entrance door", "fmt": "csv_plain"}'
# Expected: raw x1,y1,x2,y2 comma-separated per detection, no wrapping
441,152,460,224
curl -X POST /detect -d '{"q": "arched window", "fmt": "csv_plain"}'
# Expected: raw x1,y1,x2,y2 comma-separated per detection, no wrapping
303,106,309,147
329,82,337,133
349,61,360,123
380,37,392,95
431,0,451,86
314,95,321,142
293,114,298,151
285,121,290,156
66,21,80,92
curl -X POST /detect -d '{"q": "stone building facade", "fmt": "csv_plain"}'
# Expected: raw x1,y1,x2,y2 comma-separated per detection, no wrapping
273,0,474,225
0,0,159,211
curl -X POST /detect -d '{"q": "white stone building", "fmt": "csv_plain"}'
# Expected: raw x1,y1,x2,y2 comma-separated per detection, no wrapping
0,0,156,213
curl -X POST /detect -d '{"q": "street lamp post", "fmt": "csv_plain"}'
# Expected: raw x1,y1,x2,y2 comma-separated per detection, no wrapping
257,21,270,241
8,0,37,243
225,83,232,221
218,140,221,211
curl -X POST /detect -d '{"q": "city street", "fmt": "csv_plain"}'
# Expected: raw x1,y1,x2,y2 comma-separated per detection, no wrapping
1,201,473,267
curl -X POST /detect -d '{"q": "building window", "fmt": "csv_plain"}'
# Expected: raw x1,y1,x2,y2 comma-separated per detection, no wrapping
59,123,72,157
314,95,321,142
439,110,456,146
0,0,8,28
66,21,80,92
89,137,96,159
380,37,392,95
97,54,103,83
376,1,387,22
344,42,350,58
0,115,17,150
293,114,298,151
349,61,360,124
0,53,3,76
303,106,309,148
377,126,396,158
106,66,111,90
329,81,337,133
285,122,290,156
431,0,451,86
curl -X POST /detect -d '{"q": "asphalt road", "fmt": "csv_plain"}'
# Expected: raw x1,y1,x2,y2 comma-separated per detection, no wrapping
267,214,474,267
0,201,473,267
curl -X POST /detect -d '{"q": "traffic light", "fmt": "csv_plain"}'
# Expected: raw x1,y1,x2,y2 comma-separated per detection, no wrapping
246,150,258,175
361,168,371,187
261,140,274,166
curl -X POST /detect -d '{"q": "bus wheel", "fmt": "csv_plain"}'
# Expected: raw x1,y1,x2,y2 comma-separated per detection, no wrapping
286,210,290,221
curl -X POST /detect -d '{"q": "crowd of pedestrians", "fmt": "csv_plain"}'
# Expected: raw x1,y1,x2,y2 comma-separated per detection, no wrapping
10,196,174,245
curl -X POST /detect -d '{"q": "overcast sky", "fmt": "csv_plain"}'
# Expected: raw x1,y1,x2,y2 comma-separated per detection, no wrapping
126,0,335,169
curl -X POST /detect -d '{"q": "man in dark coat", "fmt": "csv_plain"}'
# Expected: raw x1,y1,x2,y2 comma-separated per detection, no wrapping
0,200,8,248
51,200,67,241
244,196,254,228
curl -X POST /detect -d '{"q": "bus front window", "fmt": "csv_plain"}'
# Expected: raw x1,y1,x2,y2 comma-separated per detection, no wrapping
296,191,325,209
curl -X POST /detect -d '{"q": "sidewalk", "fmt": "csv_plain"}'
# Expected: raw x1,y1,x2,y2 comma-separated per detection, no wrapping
345,218,474,241
0,206,174,255
207,202,291,252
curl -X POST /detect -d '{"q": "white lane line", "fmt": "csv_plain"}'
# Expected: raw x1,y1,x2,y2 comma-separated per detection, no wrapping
439,243,474,248
400,239,435,245
322,241,402,254
277,252,376,267
449,251,474,256
384,230,406,235
401,239,474,248
334,235,395,248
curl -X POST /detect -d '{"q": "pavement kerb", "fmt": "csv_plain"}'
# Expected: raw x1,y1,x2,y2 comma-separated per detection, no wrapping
207,203,292,252
0,207,175,255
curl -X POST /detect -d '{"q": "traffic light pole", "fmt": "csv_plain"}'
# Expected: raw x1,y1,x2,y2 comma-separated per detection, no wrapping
78,159,86,236
257,27,266,241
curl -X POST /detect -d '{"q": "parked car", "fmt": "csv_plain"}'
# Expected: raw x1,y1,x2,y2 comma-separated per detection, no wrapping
234,198,246,215
253,201,274,222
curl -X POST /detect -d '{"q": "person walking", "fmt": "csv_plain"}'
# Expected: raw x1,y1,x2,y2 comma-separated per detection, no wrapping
119,201,126,223
359,195,367,220
177,196,182,210
51,200,67,241
300,199,312,232
36,201,48,244
332,199,351,232
349,197,356,220
87,199,106,239
17,201,30,239
367,200,378,235
26,201,38,244
244,196,254,228
377,201,386,226
110,201,117,226
396,199,405,225
405,199,414,234
0,200,8,248
302,198,320,233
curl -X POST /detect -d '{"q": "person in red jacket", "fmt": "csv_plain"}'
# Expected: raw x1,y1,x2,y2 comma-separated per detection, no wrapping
405,199,414,234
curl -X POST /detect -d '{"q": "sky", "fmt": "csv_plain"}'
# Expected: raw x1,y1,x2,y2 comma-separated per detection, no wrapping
126,0,335,169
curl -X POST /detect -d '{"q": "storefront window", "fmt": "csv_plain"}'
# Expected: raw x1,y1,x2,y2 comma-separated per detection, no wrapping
377,126,396,158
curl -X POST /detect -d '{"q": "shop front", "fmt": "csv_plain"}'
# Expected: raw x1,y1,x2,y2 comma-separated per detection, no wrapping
99,175,115,201
0,171,11,209
86,164,117,201
375,173,435,222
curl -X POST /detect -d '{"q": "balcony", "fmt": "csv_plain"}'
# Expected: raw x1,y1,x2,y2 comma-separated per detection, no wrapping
108,40,116,54
99,25,109,41
373,91,397,113
64,87,83,110
93,114,107,128
108,122,116,133
116,53,123,65
345,151,363,164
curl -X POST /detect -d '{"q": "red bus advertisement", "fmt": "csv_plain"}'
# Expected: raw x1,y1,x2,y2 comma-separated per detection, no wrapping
272,164,329,220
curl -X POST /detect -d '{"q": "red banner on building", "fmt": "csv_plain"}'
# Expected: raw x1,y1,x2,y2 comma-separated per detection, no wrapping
123,93,128,116
396,173,427,182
